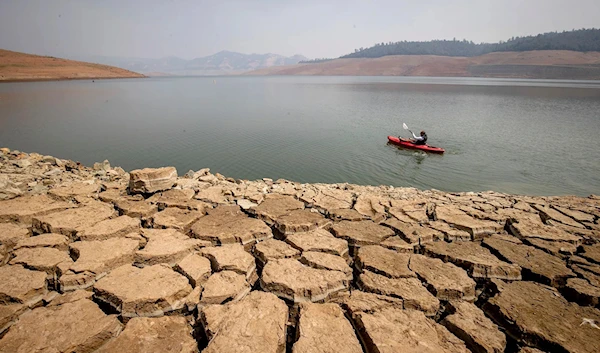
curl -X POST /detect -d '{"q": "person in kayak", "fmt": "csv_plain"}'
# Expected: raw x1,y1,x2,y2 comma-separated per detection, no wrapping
410,130,427,145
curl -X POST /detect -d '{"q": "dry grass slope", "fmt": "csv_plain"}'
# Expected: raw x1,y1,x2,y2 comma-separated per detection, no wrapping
245,50,600,80
0,49,145,82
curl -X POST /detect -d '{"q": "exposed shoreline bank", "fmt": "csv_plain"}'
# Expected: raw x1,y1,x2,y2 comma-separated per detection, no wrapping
1,146,599,352
0,48,145,82
0,75,147,83
245,50,600,80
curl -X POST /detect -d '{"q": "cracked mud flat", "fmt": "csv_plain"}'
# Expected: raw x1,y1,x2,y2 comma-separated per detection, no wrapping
0,147,600,352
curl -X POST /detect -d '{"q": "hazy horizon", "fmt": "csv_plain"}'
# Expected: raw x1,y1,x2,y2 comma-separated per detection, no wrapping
1,0,599,60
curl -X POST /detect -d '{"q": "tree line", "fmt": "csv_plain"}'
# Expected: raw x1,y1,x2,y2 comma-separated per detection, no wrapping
340,29,600,59
299,58,335,64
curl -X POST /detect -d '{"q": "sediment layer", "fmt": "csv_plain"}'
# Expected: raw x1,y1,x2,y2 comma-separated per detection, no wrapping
1,147,599,352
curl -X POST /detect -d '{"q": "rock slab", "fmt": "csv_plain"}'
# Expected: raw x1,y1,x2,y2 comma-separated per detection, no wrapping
442,301,506,353
128,167,177,194
0,299,121,353
200,291,288,353
293,303,363,353
261,258,349,302
95,316,197,353
353,307,469,353
484,281,600,353
93,264,192,318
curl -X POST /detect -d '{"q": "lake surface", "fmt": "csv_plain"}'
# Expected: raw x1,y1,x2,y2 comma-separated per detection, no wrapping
1,76,600,196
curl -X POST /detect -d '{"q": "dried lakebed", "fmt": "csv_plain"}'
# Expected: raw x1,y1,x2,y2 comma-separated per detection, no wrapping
1,147,600,353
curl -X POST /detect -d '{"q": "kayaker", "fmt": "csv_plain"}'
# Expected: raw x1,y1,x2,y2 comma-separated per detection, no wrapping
410,130,427,145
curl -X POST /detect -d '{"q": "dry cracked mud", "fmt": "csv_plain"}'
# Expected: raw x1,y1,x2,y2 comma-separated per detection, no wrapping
1,147,600,352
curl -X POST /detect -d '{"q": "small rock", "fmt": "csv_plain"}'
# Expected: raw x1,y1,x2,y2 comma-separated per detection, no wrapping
42,155,56,164
13,159,32,169
128,167,177,194
0,175,22,200
93,159,111,171
199,174,217,183
237,198,258,210
194,168,210,178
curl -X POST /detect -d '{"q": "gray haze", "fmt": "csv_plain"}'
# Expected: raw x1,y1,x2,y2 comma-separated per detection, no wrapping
1,0,599,60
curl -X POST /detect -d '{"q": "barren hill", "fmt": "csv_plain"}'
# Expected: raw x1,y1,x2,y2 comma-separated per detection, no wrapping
0,49,145,82
245,50,600,80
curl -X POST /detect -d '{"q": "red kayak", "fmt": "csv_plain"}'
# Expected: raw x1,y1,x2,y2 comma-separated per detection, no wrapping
387,136,445,154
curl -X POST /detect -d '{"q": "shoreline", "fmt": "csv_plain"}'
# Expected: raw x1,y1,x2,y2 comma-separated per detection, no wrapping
1,146,599,352
1,146,598,206
0,75,147,83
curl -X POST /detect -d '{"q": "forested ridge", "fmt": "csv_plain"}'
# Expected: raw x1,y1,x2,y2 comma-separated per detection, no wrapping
341,29,600,59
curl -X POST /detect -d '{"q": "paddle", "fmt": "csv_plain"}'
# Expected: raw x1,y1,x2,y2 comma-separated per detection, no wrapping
403,123,413,137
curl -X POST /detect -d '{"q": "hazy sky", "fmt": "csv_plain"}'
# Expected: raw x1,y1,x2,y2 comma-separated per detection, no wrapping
1,0,599,60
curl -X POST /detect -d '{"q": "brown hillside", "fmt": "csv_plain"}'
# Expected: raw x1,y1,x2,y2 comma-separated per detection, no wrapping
245,50,600,80
0,49,145,82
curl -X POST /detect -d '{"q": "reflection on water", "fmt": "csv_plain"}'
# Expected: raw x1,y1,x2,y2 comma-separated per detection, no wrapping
1,76,599,196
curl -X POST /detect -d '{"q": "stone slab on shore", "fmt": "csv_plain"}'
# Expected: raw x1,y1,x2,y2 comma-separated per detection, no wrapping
0,147,600,352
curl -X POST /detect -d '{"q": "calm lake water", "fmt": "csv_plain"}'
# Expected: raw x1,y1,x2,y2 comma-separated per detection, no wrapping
1,76,599,196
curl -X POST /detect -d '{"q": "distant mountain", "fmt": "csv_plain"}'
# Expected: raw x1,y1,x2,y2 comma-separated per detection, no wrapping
74,51,308,76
